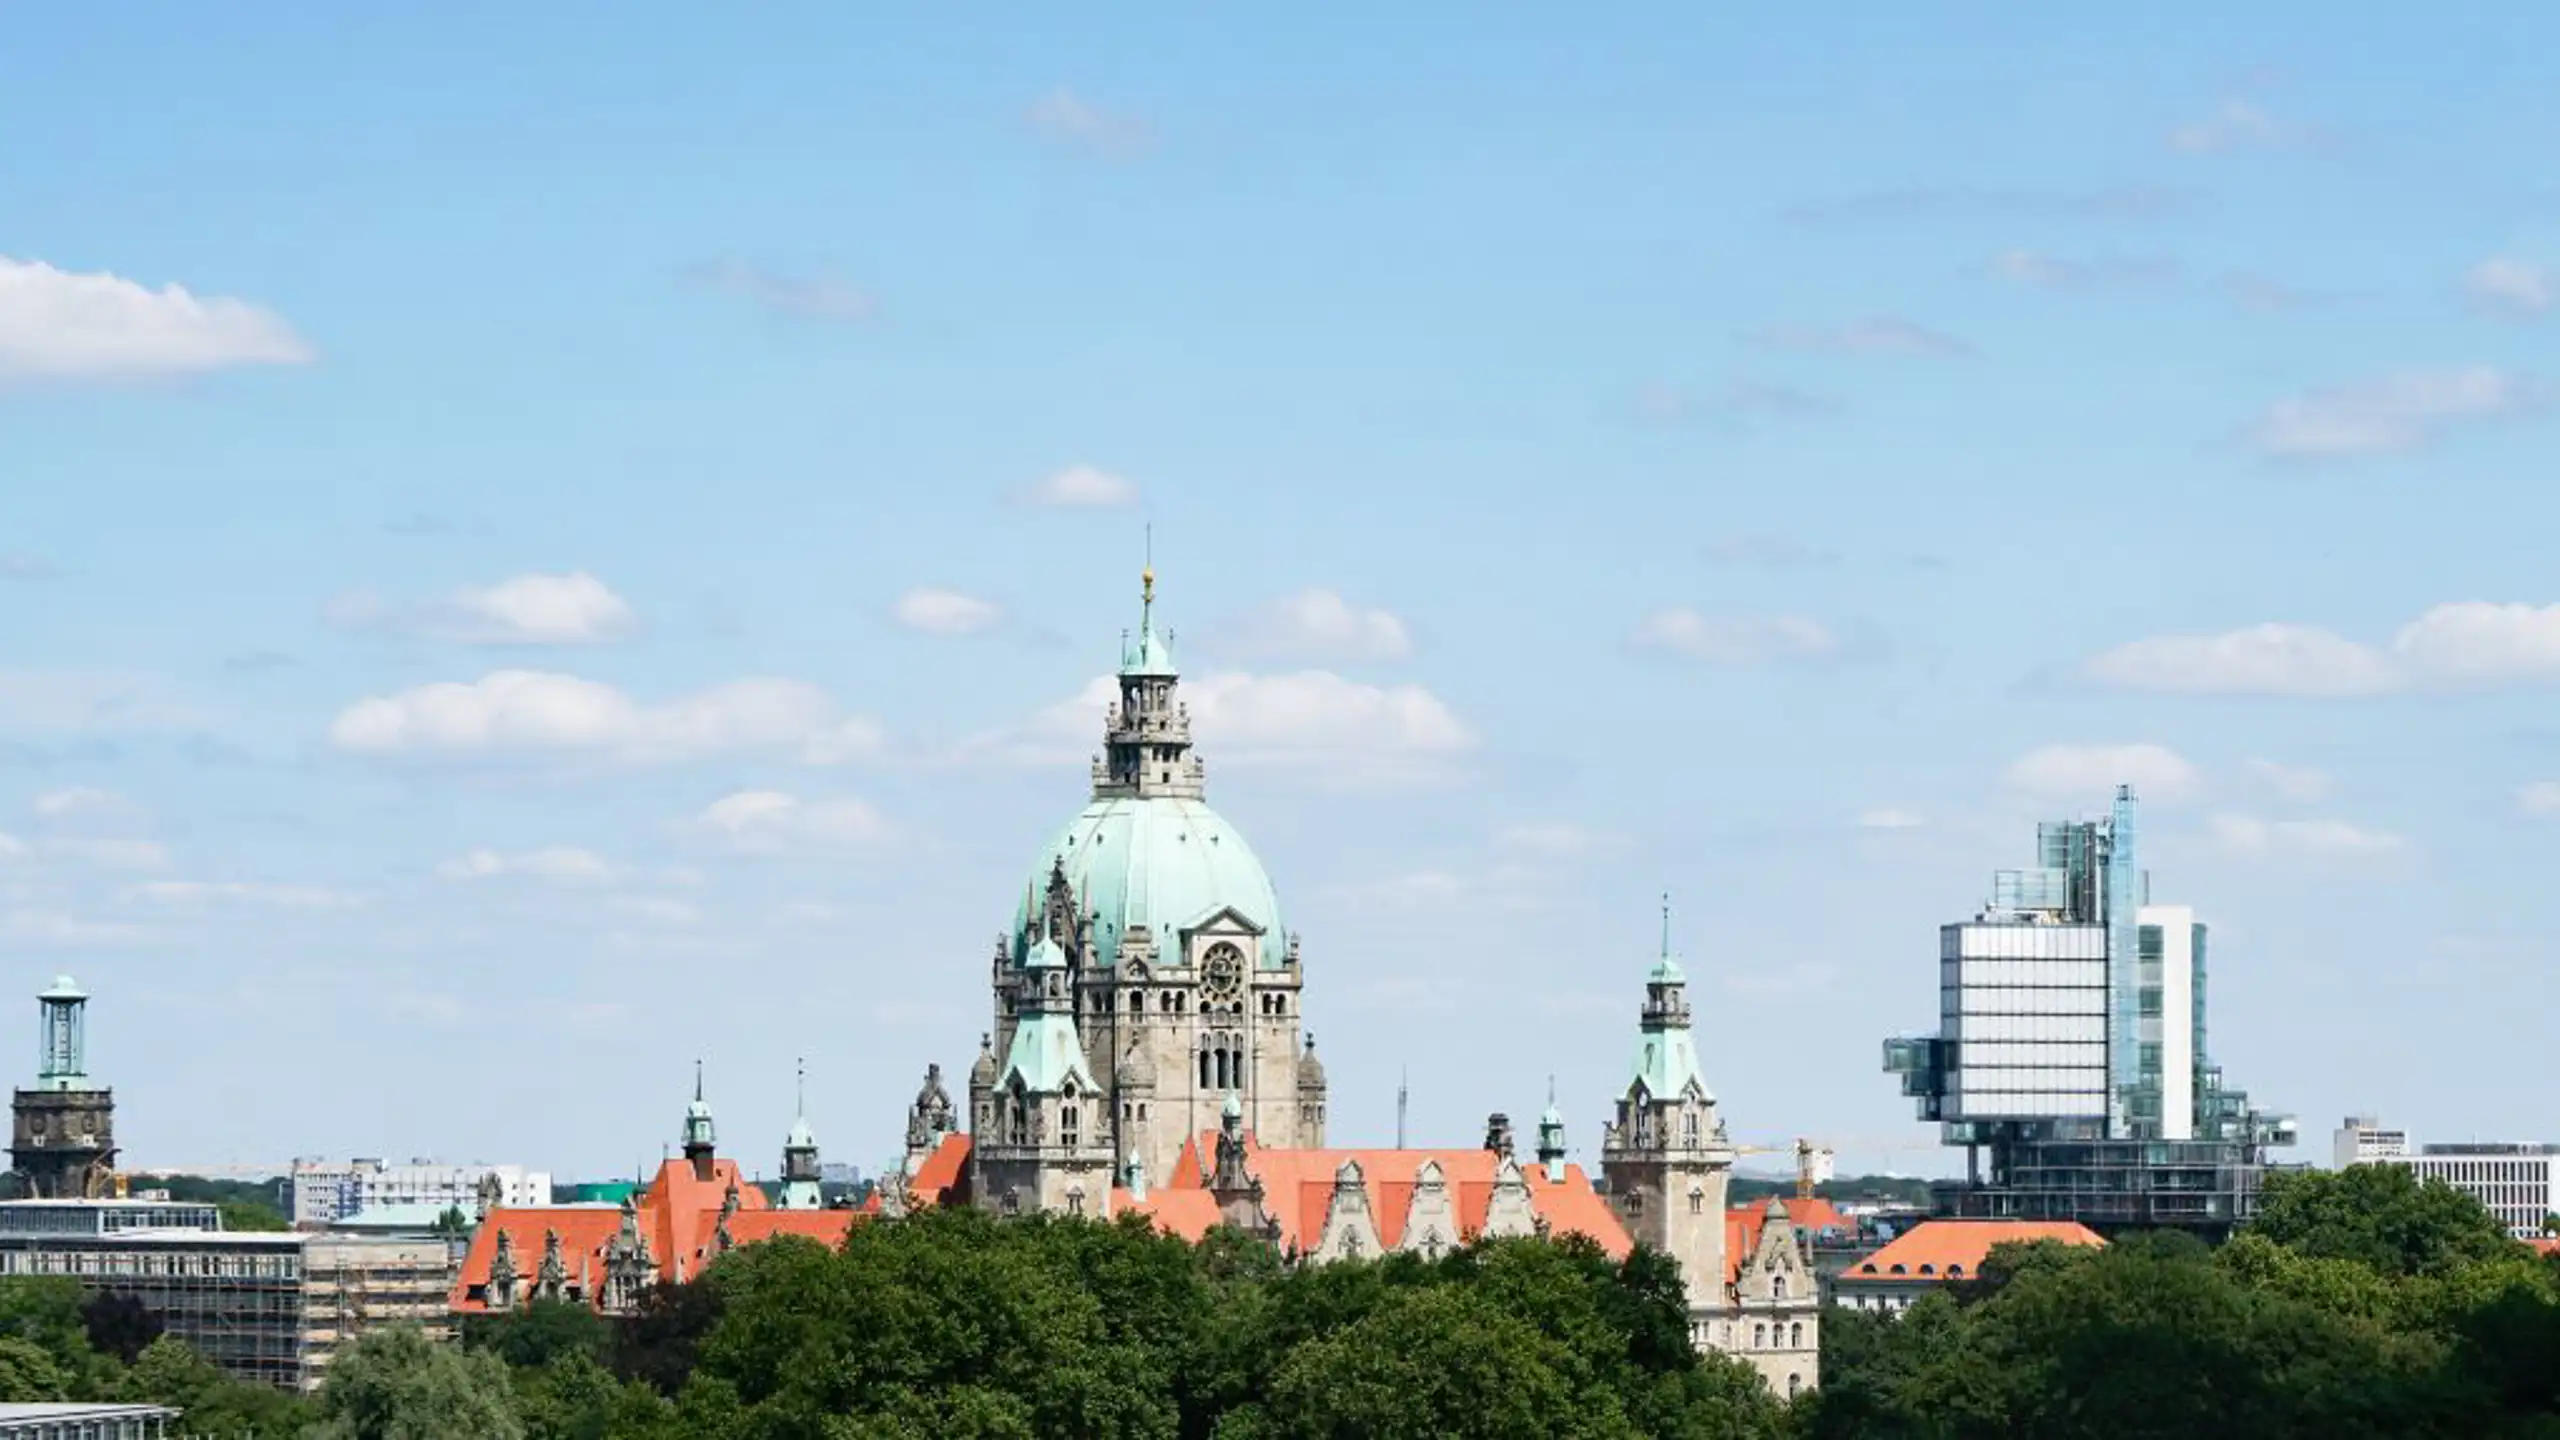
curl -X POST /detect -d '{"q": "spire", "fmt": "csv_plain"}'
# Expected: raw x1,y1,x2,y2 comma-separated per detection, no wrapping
1537,1076,1569,1180
1629,901,1710,1104
1098,560,1198,798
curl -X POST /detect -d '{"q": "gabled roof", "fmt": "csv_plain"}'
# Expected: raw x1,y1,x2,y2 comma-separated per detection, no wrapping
452,1154,871,1314
1839,1219,2105,1284
1158,1132,1631,1259
1115,1187,1223,1241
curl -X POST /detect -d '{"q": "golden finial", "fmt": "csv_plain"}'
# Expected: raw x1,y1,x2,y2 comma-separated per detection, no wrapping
1142,522,1155,604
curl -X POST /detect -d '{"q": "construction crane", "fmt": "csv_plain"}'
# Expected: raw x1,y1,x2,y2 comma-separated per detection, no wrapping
1733,1139,1835,1200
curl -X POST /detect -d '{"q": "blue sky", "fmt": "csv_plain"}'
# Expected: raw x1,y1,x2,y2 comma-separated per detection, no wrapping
6,5,2559,1182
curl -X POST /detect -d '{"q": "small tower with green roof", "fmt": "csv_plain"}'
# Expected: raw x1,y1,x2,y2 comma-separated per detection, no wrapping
976,935,1115,1216
681,1062,718,1183
1601,899,1734,1336
779,1059,823,1210
9,975,117,1199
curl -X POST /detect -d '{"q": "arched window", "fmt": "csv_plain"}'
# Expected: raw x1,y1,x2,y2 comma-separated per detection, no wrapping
1787,1374,1801,1399
1682,1111,1698,1145
1061,1105,1079,1145
1790,1322,1803,1349
1688,1188,1704,1215
1129,993,1144,1015
1066,1187,1085,1216
1197,1050,1212,1089
1007,1101,1027,1146
1774,1275,1787,1301
1753,1323,1766,1349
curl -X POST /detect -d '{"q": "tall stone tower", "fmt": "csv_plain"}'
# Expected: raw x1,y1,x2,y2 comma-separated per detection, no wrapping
975,936,1116,1215
9,976,116,1200
978,566,1322,1202
1601,905,1735,1317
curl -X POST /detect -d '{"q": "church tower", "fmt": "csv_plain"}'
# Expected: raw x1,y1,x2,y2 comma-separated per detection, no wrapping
980,565,1320,1202
778,1061,823,1210
1601,902,1734,1321
9,977,116,1200
975,935,1116,1216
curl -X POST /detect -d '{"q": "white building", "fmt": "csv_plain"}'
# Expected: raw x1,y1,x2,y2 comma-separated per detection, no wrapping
290,1158,549,1227
2332,1115,2410,1170
2334,1119,2558,1239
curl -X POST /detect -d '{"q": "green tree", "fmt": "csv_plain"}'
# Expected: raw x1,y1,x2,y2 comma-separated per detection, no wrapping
219,1198,292,1233
0,1337,68,1403
1253,1284,1583,1439
307,1325,523,1440
121,1335,314,1438
2250,1165,2519,1279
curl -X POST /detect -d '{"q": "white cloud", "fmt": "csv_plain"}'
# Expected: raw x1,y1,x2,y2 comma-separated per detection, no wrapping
1858,809,1926,830
0,256,312,381
326,572,637,645
2518,782,2560,817
2391,602,2560,681
435,847,616,884
979,670,1473,785
2206,813,2406,860
328,671,882,765
2249,367,2532,457
1230,590,1414,662
689,790,893,854
1014,464,1140,509
0,833,25,861
2247,760,2333,803
33,788,128,820
2005,744,2200,806
1751,317,1970,358
892,588,1005,636
126,881,358,909
2088,602,2560,696
2169,99,2316,154
2465,258,2550,318
2083,623,2398,697
1024,88,1152,156
1628,610,1841,665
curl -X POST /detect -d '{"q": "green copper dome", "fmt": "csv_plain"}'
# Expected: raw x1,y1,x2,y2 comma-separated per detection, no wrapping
1018,796,1285,971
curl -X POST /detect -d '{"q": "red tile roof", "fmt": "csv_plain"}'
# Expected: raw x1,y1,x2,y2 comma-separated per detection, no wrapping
451,1155,867,1313
1840,1219,2105,1284
1154,1132,1630,1258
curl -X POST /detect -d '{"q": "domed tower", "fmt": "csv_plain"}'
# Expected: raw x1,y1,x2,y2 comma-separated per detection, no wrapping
983,565,1313,1197
1601,900,1734,1325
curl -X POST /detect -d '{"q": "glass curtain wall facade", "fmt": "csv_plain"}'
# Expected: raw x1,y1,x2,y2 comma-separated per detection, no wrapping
1884,786,2295,1235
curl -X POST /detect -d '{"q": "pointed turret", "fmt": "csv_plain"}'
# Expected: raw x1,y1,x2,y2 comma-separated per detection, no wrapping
682,1062,718,1182
1093,563,1205,800
780,1059,823,1210
1602,897,1735,1323
1537,1077,1569,1182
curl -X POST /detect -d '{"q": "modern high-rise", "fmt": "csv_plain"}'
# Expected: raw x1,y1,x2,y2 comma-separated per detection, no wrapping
289,1158,551,1228
2333,1117,2559,1239
1882,786,2296,1235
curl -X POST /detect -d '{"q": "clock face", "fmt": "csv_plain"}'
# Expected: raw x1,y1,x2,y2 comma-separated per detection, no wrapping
1202,943,1244,999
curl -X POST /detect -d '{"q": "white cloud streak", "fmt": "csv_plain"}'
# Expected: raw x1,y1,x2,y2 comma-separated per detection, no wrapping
435,847,616,884
326,572,638,646
892,588,1005,636
1229,590,1414,662
1014,464,1140,509
2005,744,2200,806
2466,258,2552,318
688,791,893,854
2248,367,2533,457
328,671,882,765
2086,602,2560,695
0,256,313,381
1628,610,1841,665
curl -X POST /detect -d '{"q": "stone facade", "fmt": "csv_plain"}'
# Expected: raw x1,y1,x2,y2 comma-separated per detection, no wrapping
972,572,1325,1210
9,978,115,1200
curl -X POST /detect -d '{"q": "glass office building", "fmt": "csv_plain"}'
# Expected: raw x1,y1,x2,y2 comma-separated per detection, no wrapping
1883,787,2296,1235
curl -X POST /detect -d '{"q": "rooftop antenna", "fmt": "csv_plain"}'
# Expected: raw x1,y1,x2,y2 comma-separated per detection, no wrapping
1660,891,1672,958
1396,1066,1410,1150
796,1056,806,1117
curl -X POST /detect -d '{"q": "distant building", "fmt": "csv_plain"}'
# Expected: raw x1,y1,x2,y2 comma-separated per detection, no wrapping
2332,1114,2412,1169
2334,1117,2559,1239
8,977,117,1200
0,1201,449,1390
290,1158,550,1228
0,1403,181,1439
452,1072,867,1315
1883,788,2296,1235
1831,1219,2106,1313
